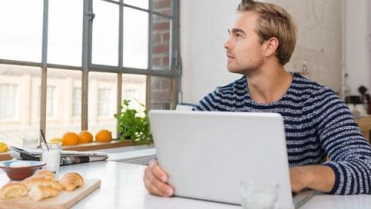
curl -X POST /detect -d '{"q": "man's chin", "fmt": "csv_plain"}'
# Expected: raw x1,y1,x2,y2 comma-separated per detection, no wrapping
227,67,242,74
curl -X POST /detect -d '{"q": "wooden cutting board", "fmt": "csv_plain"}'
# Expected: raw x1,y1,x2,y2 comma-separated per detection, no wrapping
0,179,100,209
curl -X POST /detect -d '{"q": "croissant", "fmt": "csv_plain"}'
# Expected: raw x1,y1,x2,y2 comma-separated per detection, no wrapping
0,182,28,199
35,170,55,179
60,172,84,191
23,176,63,191
28,185,59,201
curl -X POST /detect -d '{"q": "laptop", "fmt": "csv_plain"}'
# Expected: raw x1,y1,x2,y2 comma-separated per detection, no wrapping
149,110,315,209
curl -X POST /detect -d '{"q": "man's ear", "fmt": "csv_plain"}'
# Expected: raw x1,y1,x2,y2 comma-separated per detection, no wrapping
264,37,279,57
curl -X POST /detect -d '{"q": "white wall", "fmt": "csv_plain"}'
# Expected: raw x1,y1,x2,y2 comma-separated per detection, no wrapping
344,0,371,96
180,0,240,104
180,0,370,104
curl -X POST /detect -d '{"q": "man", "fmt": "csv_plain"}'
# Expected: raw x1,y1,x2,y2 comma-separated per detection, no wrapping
144,0,371,197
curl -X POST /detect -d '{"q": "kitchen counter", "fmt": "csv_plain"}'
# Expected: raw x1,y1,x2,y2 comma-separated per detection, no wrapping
2,161,371,209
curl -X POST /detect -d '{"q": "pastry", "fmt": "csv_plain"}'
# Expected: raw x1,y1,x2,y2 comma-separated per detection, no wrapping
35,170,55,179
23,176,63,191
28,185,59,201
0,182,28,199
60,172,84,191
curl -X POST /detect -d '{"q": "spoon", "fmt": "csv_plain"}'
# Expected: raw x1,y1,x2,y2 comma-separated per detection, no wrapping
40,129,49,151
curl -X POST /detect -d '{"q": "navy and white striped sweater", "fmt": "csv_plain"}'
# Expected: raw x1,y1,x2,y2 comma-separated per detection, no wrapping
194,73,371,195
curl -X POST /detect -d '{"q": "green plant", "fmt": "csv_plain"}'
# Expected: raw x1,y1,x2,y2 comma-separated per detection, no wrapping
114,99,153,144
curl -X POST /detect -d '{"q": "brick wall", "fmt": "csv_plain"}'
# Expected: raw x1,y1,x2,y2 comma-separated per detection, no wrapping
150,0,173,109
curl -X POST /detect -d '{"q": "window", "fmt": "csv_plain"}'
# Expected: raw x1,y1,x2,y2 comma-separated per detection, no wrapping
48,0,83,66
122,8,149,69
0,64,41,146
0,84,18,120
0,0,180,146
0,0,43,62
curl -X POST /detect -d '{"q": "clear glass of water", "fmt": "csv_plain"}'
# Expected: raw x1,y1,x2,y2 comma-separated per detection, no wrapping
240,180,279,209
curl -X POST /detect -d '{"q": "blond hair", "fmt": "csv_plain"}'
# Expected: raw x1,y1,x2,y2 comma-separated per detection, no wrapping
237,0,297,65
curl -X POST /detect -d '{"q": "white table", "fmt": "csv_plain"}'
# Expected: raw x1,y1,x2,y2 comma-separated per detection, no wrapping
1,161,371,209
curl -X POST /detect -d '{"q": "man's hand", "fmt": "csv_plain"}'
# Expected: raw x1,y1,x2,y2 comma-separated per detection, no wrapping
289,165,335,193
143,160,175,197
289,166,309,193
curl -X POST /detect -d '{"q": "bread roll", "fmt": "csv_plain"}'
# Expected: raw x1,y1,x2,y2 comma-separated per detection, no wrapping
0,182,28,199
60,172,84,191
28,185,59,201
23,176,63,191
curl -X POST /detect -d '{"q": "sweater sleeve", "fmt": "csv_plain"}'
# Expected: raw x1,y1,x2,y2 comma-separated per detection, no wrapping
314,88,371,194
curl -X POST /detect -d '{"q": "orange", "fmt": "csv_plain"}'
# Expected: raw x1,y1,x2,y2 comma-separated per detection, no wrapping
62,132,79,146
95,129,112,142
0,142,8,153
48,138,62,144
78,130,93,144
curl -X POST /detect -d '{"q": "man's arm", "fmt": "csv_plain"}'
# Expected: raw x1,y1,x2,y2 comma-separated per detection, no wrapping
313,89,371,194
290,165,335,193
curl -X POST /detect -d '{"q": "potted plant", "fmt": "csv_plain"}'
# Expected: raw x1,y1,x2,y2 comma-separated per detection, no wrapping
114,99,153,144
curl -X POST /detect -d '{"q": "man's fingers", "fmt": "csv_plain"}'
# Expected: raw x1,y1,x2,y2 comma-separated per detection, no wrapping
144,160,174,197
148,160,168,182
143,173,167,196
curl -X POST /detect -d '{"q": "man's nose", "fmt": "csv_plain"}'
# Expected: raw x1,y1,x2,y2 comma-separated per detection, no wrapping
224,37,233,49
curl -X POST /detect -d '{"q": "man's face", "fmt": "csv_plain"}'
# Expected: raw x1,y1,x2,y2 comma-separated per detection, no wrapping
224,11,265,75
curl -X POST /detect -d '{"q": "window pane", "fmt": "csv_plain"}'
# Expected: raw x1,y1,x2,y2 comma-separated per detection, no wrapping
0,64,41,147
121,74,147,111
48,0,83,66
152,15,171,70
153,0,172,16
0,0,43,62
123,8,149,69
124,0,149,10
150,76,171,109
89,72,117,138
92,0,119,66
45,68,82,140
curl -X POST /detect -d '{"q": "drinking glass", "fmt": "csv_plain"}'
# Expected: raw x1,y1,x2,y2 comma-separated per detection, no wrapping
240,180,279,209
22,138,38,149
41,143,62,175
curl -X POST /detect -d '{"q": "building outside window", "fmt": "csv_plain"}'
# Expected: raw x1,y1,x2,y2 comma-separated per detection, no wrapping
72,88,82,117
46,86,57,119
0,0,180,147
125,89,137,101
0,84,18,120
98,89,111,117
